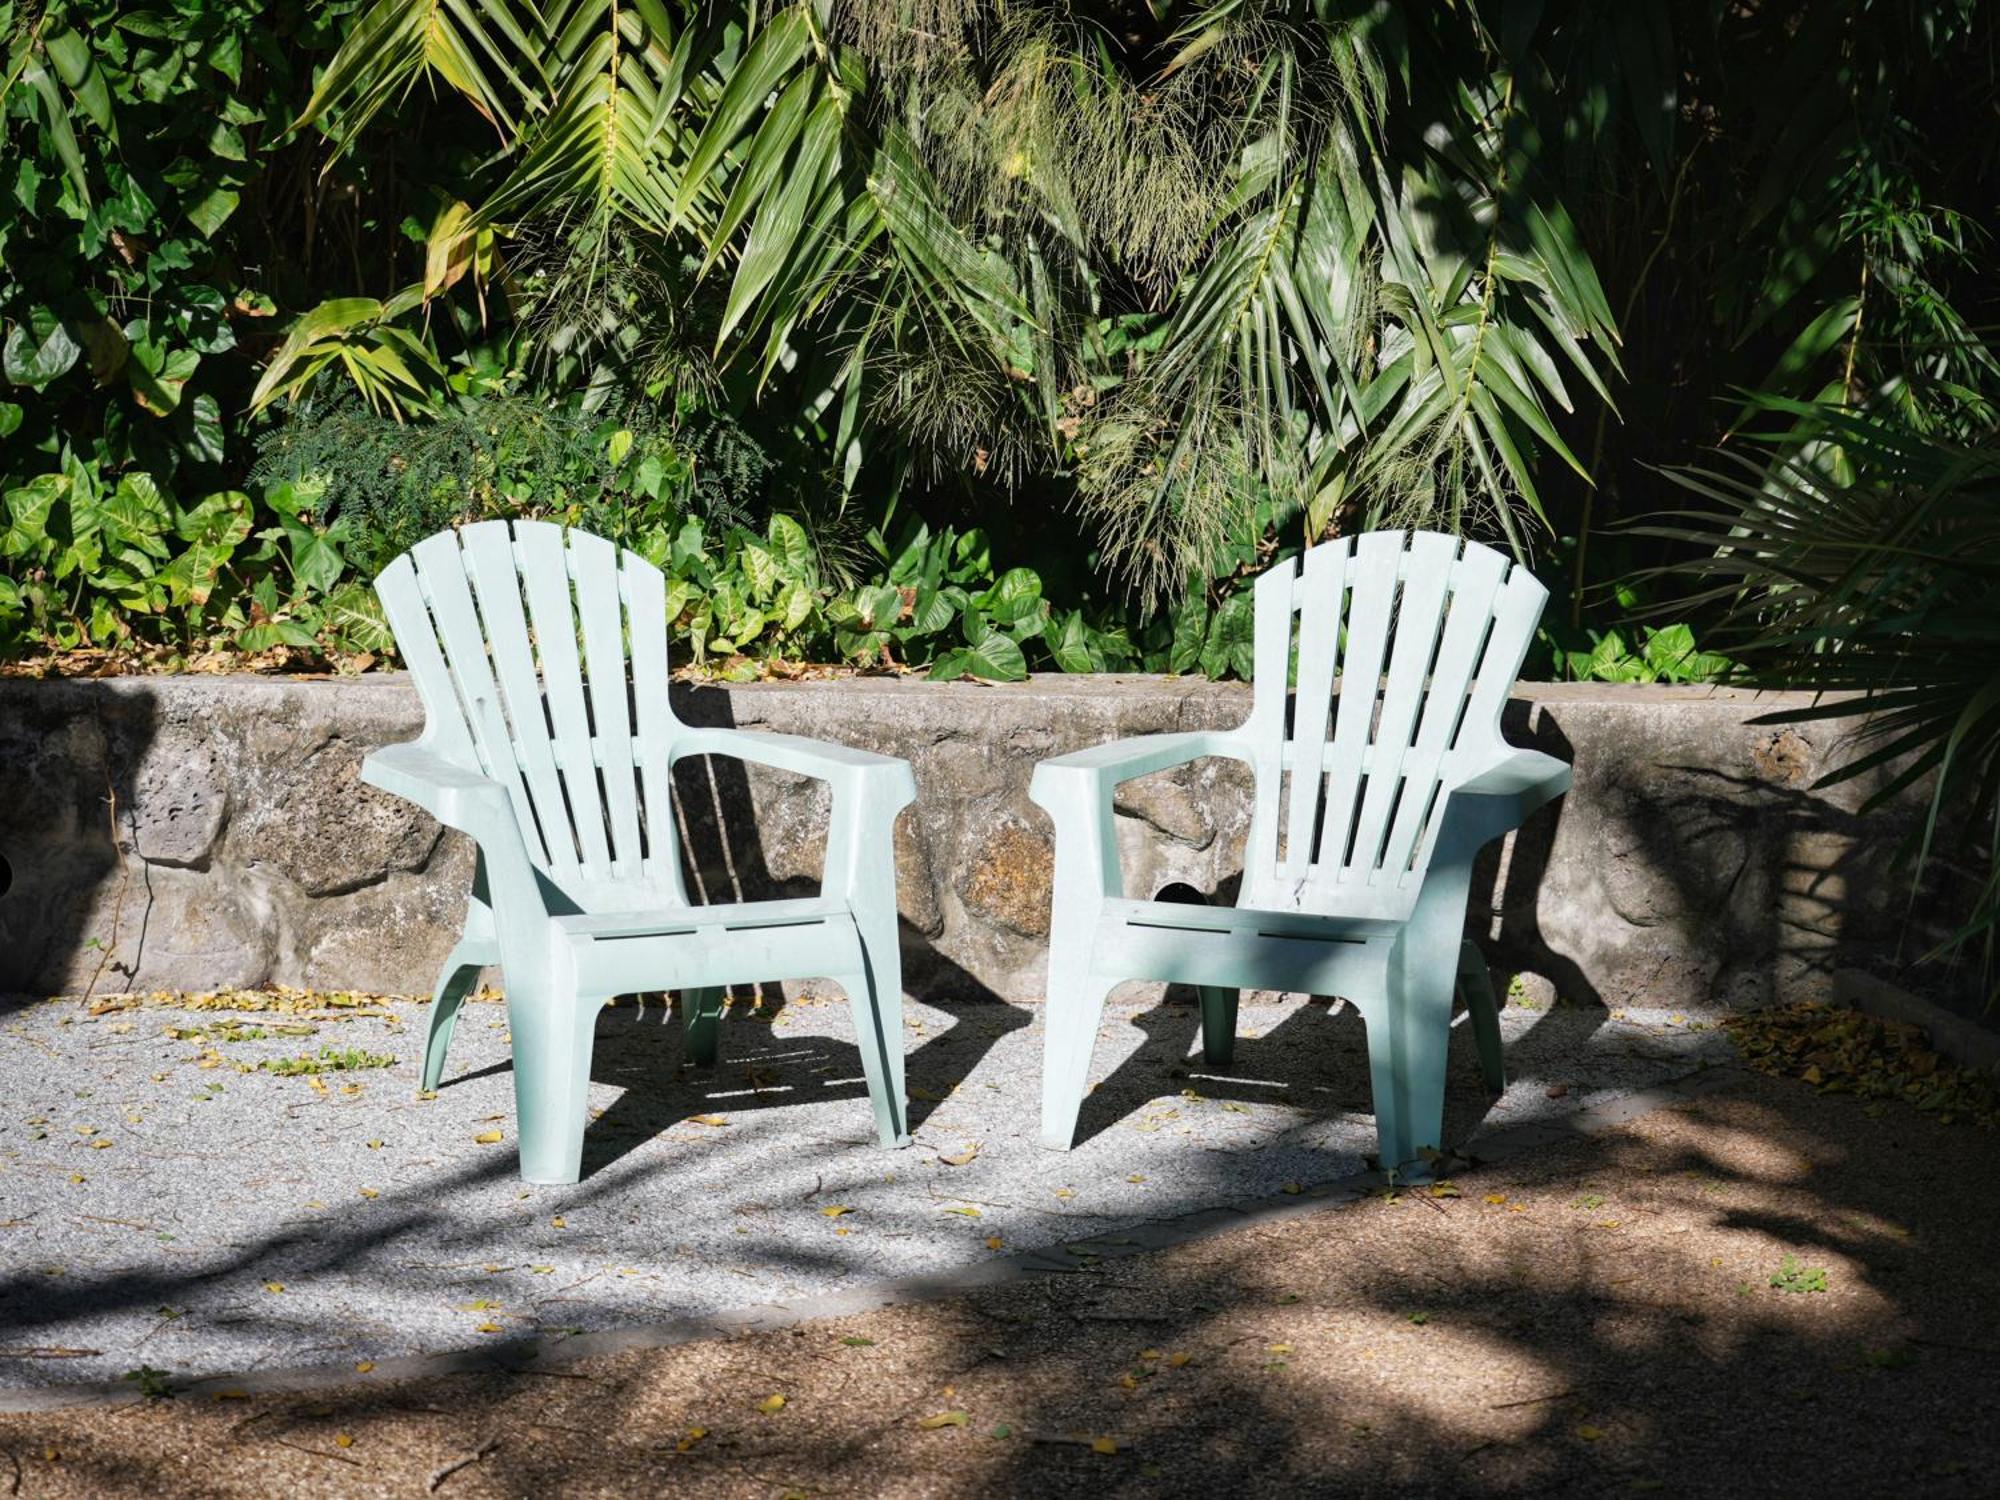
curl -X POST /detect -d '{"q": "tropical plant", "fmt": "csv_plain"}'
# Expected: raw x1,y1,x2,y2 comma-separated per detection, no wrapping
282,0,1628,604
1640,396,2000,984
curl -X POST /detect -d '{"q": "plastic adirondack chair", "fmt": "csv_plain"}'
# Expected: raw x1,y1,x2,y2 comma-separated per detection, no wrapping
360,520,915,1184
1031,531,1570,1177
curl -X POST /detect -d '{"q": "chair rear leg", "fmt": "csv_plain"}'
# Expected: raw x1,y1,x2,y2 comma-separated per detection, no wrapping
1362,967,1457,1184
840,909,910,1148
509,983,607,1185
1040,972,1118,1150
421,950,485,1092
680,987,726,1068
1456,940,1506,1093
1198,986,1240,1067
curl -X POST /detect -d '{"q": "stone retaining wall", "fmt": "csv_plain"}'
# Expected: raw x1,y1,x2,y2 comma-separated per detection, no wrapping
0,675,1967,1011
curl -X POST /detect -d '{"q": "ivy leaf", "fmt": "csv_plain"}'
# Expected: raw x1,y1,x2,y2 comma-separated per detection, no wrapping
1049,609,1104,673
4,312,83,388
185,184,240,239
976,567,1043,624
930,632,1026,683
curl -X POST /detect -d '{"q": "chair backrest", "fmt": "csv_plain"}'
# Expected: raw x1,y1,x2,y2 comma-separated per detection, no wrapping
1235,530,1547,919
374,519,684,906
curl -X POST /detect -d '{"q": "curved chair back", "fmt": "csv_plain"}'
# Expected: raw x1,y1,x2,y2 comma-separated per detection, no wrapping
1237,530,1547,917
374,520,684,907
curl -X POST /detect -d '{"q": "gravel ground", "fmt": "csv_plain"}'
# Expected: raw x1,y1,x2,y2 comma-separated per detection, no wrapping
1,1068,1994,1499
0,985,1731,1392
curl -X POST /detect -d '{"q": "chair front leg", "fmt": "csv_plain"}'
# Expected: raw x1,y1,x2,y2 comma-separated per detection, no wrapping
1368,861,1478,1182
506,964,608,1185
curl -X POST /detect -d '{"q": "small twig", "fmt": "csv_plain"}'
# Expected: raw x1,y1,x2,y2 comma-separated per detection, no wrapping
80,775,133,1009
4,1443,21,1497
1488,1389,1576,1410
227,1409,277,1439
0,1347,99,1359
273,1438,362,1468
428,1435,500,1491
1072,1311,1173,1324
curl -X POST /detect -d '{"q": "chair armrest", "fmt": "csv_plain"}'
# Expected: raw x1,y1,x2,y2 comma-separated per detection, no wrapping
362,742,511,830
1432,748,1571,858
1028,732,1247,906
361,741,547,929
670,726,913,797
1029,731,1248,803
670,728,917,907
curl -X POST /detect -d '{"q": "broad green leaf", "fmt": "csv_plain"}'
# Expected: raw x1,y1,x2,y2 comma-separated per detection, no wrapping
4,312,82,388
930,631,1026,682
976,567,1043,625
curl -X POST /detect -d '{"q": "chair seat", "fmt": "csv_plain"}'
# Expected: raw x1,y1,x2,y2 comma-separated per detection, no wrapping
1102,897,1404,945
1092,898,1400,994
553,896,853,944
554,896,864,995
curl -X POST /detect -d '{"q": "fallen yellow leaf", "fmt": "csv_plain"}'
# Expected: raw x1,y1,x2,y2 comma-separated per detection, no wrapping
757,1394,786,1414
264,1282,285,1294
88,1139,112,1151
1280,1182,1304,1195
1266,1343,1293,1355
916,1410,969,1430
334,1434,354,1449
354,1361,375,1374
551,1215,566,1229
1166,1352,1193,1369
1483,1193,1507,1205
938,1144,980,1167
985,1235,1004,1251
821,1205,854,1218
476,1322,502,1334
473,1130,504,1145
943,1205,981,1217
1091,1437,1119,1455
689,1114,729,1127
1576,1425,1605,1442
358,1187,379,1199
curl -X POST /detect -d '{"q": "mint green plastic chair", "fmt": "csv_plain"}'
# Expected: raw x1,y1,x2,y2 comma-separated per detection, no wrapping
361,520,915,1183
1031,531,1570,1177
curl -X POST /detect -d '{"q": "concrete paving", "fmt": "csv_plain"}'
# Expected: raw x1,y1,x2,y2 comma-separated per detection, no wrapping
0,985,1732,1394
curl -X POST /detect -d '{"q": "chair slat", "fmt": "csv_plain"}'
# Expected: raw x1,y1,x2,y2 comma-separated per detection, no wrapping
571,531,643,882
1345,530,1458,875
1378,541,1507,880
623,552,683,892
409,530,553,870
373,554,477,766
1241,558,1299,888
513,522,614,879
1311,530,1405,878
1280,538,1349,880
461,522,579,877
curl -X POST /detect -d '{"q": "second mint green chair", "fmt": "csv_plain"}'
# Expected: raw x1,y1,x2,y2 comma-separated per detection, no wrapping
1031,531,1570,1178
362,520,915,1183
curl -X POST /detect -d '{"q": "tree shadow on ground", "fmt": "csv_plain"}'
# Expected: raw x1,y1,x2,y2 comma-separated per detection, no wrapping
6,1072,1998,1497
